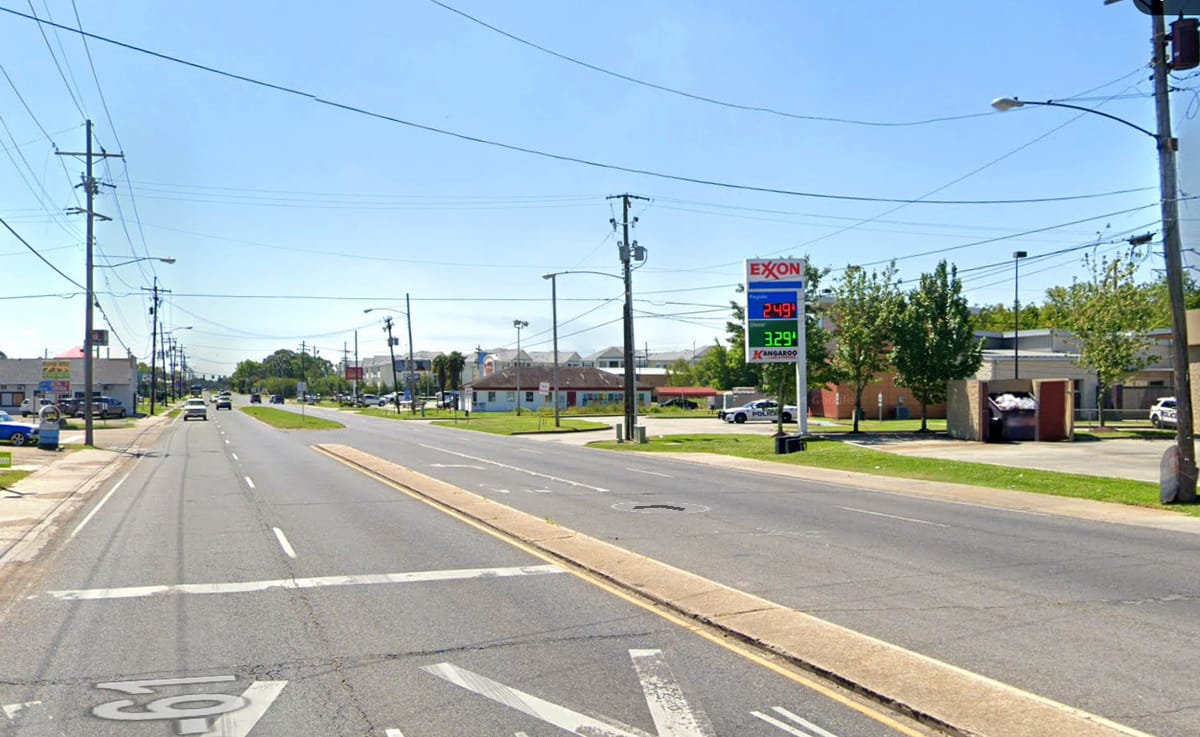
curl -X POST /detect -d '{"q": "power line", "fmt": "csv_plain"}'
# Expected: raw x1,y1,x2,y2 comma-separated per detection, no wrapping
0,5,1159,207
24,0,85,118
426,0,999,128
0,213,83,288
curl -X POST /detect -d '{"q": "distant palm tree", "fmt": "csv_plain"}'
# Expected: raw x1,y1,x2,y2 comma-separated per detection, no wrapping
432,354,449,396
447,351,466,391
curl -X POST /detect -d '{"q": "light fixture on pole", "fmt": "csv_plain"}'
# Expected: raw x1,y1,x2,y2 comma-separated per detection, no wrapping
542,269,624,428
1012,251,1027,379
513,319,528,416
97,256,176,268
993,43,1195,502
364,301,416,413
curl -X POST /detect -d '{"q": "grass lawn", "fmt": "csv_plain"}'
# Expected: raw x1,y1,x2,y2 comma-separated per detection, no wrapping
595,434,1187,515
429,413,609,435
0,469,32,489
239,406,344,430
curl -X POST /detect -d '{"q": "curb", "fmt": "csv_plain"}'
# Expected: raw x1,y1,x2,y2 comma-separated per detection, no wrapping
315,442,1153,737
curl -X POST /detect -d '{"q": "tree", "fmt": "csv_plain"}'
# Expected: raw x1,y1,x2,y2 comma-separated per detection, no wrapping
446,351,466,391
693,341,732,389
891,261,982,432
828,261,902,432
432,354,449,396
666,359,696,387
1045,253,1158,427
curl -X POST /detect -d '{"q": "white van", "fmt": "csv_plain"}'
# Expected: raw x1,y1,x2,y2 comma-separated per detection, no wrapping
18,398,55,417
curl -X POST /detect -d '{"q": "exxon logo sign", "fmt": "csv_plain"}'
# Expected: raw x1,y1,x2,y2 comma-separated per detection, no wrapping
746,258,805,285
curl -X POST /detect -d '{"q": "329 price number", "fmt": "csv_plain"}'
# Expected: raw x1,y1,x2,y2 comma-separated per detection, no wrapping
762,330,798,347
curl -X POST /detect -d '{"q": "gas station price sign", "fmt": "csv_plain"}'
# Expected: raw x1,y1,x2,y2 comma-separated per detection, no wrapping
748,292,799,320
744,258,806,364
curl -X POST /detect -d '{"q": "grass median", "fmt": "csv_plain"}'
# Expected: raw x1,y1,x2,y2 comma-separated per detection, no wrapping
595,434,1185,515
240,406,344,430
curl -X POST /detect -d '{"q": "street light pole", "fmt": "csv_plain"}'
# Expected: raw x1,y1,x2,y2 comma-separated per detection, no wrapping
543,274,560,427
1013,251,1027,379
513,319,528,415
993,48,1197,500
542,269,624,428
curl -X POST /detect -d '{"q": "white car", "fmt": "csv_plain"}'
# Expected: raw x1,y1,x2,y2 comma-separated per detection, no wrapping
722,399,798,424
1149,397,1177,428
358,394,384,407
183,398,208,421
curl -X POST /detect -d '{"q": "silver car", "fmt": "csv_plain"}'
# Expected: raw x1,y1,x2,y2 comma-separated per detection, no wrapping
183,398,208,421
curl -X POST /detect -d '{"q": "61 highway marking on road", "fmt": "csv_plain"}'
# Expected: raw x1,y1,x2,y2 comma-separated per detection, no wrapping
92,675,286,736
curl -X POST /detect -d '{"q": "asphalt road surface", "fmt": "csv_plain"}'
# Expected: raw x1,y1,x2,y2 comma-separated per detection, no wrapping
280,403,1200,737
0,405,928,737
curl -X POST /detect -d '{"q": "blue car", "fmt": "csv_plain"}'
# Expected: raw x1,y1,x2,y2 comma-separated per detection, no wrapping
0,411,39,446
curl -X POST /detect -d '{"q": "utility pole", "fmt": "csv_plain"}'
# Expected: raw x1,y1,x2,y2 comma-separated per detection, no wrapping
383,317,401,412
406,292,416,414
59,120,121,446
1151,8,1197,503
549,274,560,427
140,277,169,415
607,193,649,441
354,330,359,402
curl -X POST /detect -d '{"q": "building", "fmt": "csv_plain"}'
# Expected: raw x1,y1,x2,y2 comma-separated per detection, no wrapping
465,366,651,413
0,356,139,414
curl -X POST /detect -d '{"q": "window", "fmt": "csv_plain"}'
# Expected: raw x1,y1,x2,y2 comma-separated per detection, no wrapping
487,391,495,402
524,391,533,403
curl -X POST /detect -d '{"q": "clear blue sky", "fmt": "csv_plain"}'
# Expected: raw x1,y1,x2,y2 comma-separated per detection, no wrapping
2,1,1197,377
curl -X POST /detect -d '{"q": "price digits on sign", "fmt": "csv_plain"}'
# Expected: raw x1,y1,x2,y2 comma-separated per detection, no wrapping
762,301,796,319
763,329,798,347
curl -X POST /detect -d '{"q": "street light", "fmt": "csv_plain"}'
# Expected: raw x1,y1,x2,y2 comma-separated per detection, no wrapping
1013,251,1027,379
513,319,528,416
96,256,176,268
543,269,624,428
364,296,416,414
82,256,176,445
993,77,1195,502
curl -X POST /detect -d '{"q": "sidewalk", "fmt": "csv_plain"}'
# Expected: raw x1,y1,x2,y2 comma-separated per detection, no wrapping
0,412,173,564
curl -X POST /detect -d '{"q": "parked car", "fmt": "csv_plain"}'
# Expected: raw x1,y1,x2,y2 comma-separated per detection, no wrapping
1150,396,1177,428
0,411,38,446
249,393,262,404
57,398,82,417
183,398,208,421
659,397,698,410
722,399,797,424
216,395,233,410
18,398,56,417
358,394,383,407
87,397,127,419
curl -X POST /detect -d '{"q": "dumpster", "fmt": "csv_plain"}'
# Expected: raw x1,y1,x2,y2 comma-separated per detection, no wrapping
989,392,1036,441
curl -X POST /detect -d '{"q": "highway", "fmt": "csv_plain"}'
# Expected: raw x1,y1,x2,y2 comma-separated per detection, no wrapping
289,403,1200,737
0,405,928,737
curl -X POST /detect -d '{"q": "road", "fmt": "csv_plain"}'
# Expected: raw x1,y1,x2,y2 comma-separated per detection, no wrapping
286,403,1200,737
0,404,925,737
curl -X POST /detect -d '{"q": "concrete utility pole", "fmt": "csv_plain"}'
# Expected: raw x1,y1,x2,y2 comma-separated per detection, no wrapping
140,277,169,415
59,120,121,446
1151,8,1197,502
383,318,401,413
513,319,528,416
607,193,649,441
406,292,415,414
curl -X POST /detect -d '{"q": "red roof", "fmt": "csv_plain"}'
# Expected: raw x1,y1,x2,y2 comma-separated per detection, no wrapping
55,346,85,358
656,386,719,397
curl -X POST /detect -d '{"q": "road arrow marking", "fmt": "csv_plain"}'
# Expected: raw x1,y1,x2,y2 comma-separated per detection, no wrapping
2,700,41,719
423,649,714,737
421,444,608,492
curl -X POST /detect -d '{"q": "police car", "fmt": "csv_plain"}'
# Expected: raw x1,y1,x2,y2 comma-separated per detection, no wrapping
722,399,798,424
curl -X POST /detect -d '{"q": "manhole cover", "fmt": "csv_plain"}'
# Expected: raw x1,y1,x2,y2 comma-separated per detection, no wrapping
611,501,711,514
